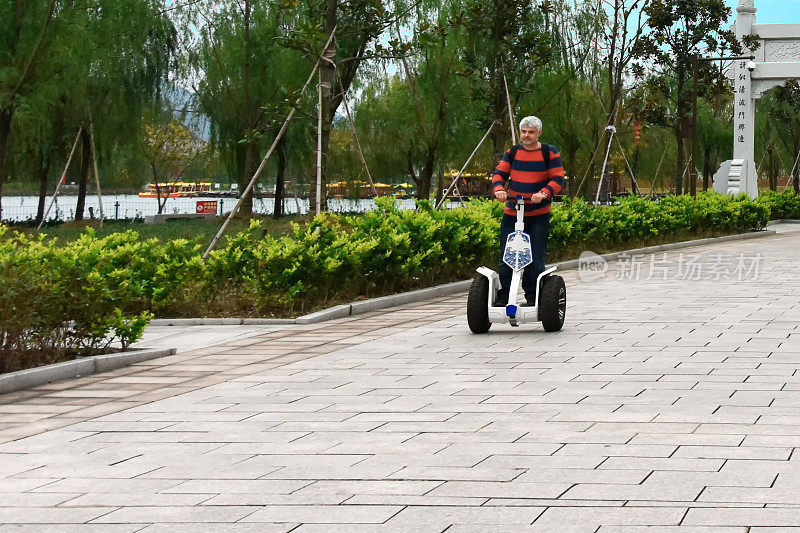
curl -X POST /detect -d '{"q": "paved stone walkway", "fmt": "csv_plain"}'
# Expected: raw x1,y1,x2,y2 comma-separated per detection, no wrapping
1,229,800,531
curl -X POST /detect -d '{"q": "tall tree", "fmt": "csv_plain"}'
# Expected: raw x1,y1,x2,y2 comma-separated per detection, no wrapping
0,0,175,219
285,0,397,210
634,0,737,194
457,0,554,162
0,0,85,217
396,1,468,199
191,0,310,215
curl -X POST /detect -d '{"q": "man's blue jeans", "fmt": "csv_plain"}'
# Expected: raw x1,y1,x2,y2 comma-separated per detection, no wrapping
496,212,550,305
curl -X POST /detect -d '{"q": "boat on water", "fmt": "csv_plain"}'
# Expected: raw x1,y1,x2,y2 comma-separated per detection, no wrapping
138,181,213,198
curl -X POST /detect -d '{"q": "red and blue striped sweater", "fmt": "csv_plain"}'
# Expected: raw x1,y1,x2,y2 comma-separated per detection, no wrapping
492,144,566,217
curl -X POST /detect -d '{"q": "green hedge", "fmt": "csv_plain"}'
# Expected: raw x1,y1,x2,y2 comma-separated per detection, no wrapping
756,190,800,219
0,192,782,367
0,228,156,371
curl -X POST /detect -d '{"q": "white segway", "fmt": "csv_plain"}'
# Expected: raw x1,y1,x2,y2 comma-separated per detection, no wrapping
467,196,566,333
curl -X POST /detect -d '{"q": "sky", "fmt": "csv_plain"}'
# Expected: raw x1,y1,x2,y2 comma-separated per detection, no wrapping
724,0,800,24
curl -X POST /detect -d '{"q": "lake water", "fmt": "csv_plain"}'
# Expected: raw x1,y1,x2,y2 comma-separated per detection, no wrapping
0,195,424,223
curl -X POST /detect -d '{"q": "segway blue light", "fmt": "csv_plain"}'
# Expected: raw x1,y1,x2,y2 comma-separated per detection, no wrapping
506,304,517,316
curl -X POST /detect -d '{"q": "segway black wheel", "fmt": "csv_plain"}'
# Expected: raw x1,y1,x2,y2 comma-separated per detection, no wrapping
467,276,492,334
539,275,566,332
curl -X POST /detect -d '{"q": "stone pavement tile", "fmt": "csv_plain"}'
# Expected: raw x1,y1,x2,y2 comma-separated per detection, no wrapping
484,496,625,506
262,464,401,481
0,526,143,533
645,469,778,488
699,487,800,505
136,524,297,533
292,480,441,496
672,445,791,460
598,457,726,471
292,525,440,533
531,507,686,529
344,495,488,506
427,481,571,499
29,478,183,494
164,479,311,494
683,508,800,527
743,435,800,447
0,492,81,506
0,478,58,492
561,481,705,502
0,507,115,524
383,505,545,527
473,454,608,471
514,468,650,484
241,504,403,523
628,433,745,446
386,466,524,482
555,444,677,457
597,526,754,533
91,506,259,523
61,493,210,507
139,463,282,480
695,423,800,436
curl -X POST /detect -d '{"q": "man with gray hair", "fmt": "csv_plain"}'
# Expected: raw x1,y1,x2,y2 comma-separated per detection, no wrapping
491,115,565,306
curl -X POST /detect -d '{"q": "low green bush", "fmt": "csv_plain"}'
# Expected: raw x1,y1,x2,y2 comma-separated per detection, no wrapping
756,190,800,220
0,191,787,368
0,228,154,372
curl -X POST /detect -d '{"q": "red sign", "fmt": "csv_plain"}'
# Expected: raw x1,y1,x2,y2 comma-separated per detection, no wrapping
196,201,218,214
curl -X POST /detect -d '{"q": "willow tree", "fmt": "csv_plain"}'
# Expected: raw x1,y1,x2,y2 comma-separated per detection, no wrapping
456,0,555,162
0,0,175,220
279,0,403,210
190,0,311,215
393,0,471,200
0,0,86,217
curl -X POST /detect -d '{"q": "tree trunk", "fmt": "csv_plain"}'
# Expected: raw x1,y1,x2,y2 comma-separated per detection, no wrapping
35,151,52,225
795,141,800,195
675,131,685,196
0,110,11,220
702,145,712,191
75,128,91,221
768,147,777,191
434,169,444,205
274,136,286,220
795,167,800,195
675,64,686,195
240,140,256,215
565,144,578,197
417,145,436,200
313,0,338,213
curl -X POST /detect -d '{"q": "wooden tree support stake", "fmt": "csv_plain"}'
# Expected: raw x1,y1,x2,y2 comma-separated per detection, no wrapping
89,120,104,227
435,122,496,210
38,125,83,230
202,26,337,262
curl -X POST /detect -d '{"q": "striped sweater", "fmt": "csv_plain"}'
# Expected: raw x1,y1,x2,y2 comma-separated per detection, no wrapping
492,143,566,216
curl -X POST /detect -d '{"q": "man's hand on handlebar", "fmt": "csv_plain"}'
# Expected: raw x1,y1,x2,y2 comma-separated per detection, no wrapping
496,190,548,203
530,191,548,204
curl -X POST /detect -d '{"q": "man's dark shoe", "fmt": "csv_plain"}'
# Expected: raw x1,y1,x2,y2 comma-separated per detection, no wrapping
492,296,508,307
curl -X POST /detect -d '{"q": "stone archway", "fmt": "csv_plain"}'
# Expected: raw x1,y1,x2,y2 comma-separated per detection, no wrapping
714,0,800,198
